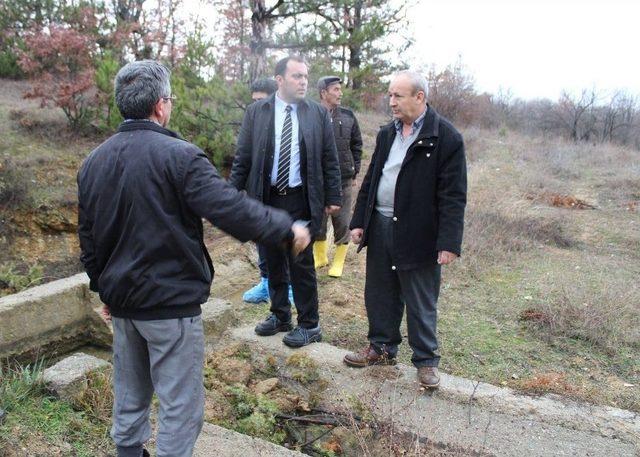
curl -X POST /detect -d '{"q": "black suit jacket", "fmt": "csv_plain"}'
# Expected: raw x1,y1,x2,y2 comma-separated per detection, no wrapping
229,94,342,234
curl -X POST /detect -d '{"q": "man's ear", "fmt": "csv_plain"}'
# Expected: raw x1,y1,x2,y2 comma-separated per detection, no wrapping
151,98,165,119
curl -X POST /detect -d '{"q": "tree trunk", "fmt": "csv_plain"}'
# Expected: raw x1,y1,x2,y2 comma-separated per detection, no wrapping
249,0,268,81
347,0,362,90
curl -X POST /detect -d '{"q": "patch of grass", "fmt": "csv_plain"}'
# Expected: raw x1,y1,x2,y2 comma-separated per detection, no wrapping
71,370,113,424
0,262,43,296
0,360,45,412
523,268,639,352
0,361,112,455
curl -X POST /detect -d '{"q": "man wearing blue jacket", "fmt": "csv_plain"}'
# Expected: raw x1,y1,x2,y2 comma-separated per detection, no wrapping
77,60,310,457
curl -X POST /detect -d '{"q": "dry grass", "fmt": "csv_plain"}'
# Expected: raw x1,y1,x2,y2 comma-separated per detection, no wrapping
526,271,640,352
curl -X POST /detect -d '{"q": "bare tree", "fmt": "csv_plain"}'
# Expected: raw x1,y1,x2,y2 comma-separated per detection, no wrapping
553,89,598,141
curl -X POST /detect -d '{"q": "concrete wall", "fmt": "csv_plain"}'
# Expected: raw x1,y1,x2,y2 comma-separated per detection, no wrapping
0,273,111,360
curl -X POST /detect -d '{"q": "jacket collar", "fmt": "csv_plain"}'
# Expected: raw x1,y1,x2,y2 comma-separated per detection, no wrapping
382,104,440,139
117,119,184,140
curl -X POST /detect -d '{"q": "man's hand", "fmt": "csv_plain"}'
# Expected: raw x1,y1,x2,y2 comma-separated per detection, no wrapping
351,228,364,244
291,222,311,257
325,205,341,215
100,305,112,323
437,251,458,265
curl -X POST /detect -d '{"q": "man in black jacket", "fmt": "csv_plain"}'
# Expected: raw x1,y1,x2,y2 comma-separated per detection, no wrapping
344,70,467,389
77,60,310,457
313,76,363,278
229,55,342,348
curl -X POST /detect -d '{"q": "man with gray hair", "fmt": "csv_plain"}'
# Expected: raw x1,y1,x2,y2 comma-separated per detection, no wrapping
77,60,310,456
345,70,467,389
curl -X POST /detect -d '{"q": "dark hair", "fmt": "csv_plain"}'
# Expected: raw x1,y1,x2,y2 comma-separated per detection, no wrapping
250,78,277,95
115,60,171,120
274,55,307,77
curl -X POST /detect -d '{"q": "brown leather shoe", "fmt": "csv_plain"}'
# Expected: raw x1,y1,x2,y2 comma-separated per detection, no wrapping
343,345,396,368
417,366,440,389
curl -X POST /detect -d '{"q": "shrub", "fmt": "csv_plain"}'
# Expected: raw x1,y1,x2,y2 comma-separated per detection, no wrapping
93,52,123,132
18,25,96,130
0,48,23,79
0,158,31,209
170,73,247,170
529,273,640,352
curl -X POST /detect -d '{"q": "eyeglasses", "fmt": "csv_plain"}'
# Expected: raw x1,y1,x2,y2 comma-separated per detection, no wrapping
162,95,177,102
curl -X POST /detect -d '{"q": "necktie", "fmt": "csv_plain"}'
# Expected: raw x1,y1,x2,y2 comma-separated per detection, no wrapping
276,105,293,193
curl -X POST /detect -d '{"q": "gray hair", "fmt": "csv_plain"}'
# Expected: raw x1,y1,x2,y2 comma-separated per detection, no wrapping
394,70,428,98
115,60,171,120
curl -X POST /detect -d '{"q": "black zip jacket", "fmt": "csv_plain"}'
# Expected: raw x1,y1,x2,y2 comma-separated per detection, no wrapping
350,106,467,269
77,120,293,320
330,107,363,179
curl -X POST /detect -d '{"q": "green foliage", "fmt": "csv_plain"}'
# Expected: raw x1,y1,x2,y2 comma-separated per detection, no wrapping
0,49,24,79
171,73,247,171
94,52,123,131
0,263,43,295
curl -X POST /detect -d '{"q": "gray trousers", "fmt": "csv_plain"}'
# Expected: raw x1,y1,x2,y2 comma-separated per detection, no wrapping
365,211,441,367
111,316,205,457
317,180,354,244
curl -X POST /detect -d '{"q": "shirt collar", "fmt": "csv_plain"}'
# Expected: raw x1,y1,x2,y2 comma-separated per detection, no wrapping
394,105,428,136
275,93,298,113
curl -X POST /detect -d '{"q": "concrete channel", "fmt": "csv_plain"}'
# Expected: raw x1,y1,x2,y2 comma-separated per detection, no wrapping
2,272,639,456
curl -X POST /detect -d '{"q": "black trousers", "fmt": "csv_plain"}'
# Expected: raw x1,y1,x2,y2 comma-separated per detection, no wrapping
264,190,318,328
365,211,441,367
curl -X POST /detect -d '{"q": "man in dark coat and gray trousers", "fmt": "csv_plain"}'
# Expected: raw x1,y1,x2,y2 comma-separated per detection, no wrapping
229,55,342,347
345,70,467,389
78,60,310,456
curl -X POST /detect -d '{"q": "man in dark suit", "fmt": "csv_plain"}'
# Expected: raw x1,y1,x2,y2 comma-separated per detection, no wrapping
229,55,342,347
345,70,467,389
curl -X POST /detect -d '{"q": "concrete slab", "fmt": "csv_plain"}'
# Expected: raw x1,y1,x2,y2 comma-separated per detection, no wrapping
231,326,639,456
194,423,304,456
0,273,108,359
42,352,111,401
201,298,236,340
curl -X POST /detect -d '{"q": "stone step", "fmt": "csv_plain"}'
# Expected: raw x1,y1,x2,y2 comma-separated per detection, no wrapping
42,352,111,401
194,423,304,456
230,326,639,456
201,297,237,341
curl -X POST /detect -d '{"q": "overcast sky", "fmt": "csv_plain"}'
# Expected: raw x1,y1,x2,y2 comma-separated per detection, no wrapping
184,0,639,101
406,0,640,100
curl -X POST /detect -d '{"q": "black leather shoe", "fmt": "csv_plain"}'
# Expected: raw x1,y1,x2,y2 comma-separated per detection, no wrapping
255,313,293,336
282,325,322,347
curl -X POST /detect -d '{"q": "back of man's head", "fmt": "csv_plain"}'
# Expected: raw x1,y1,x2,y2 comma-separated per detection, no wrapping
115,60,171,120
250,78,277,96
